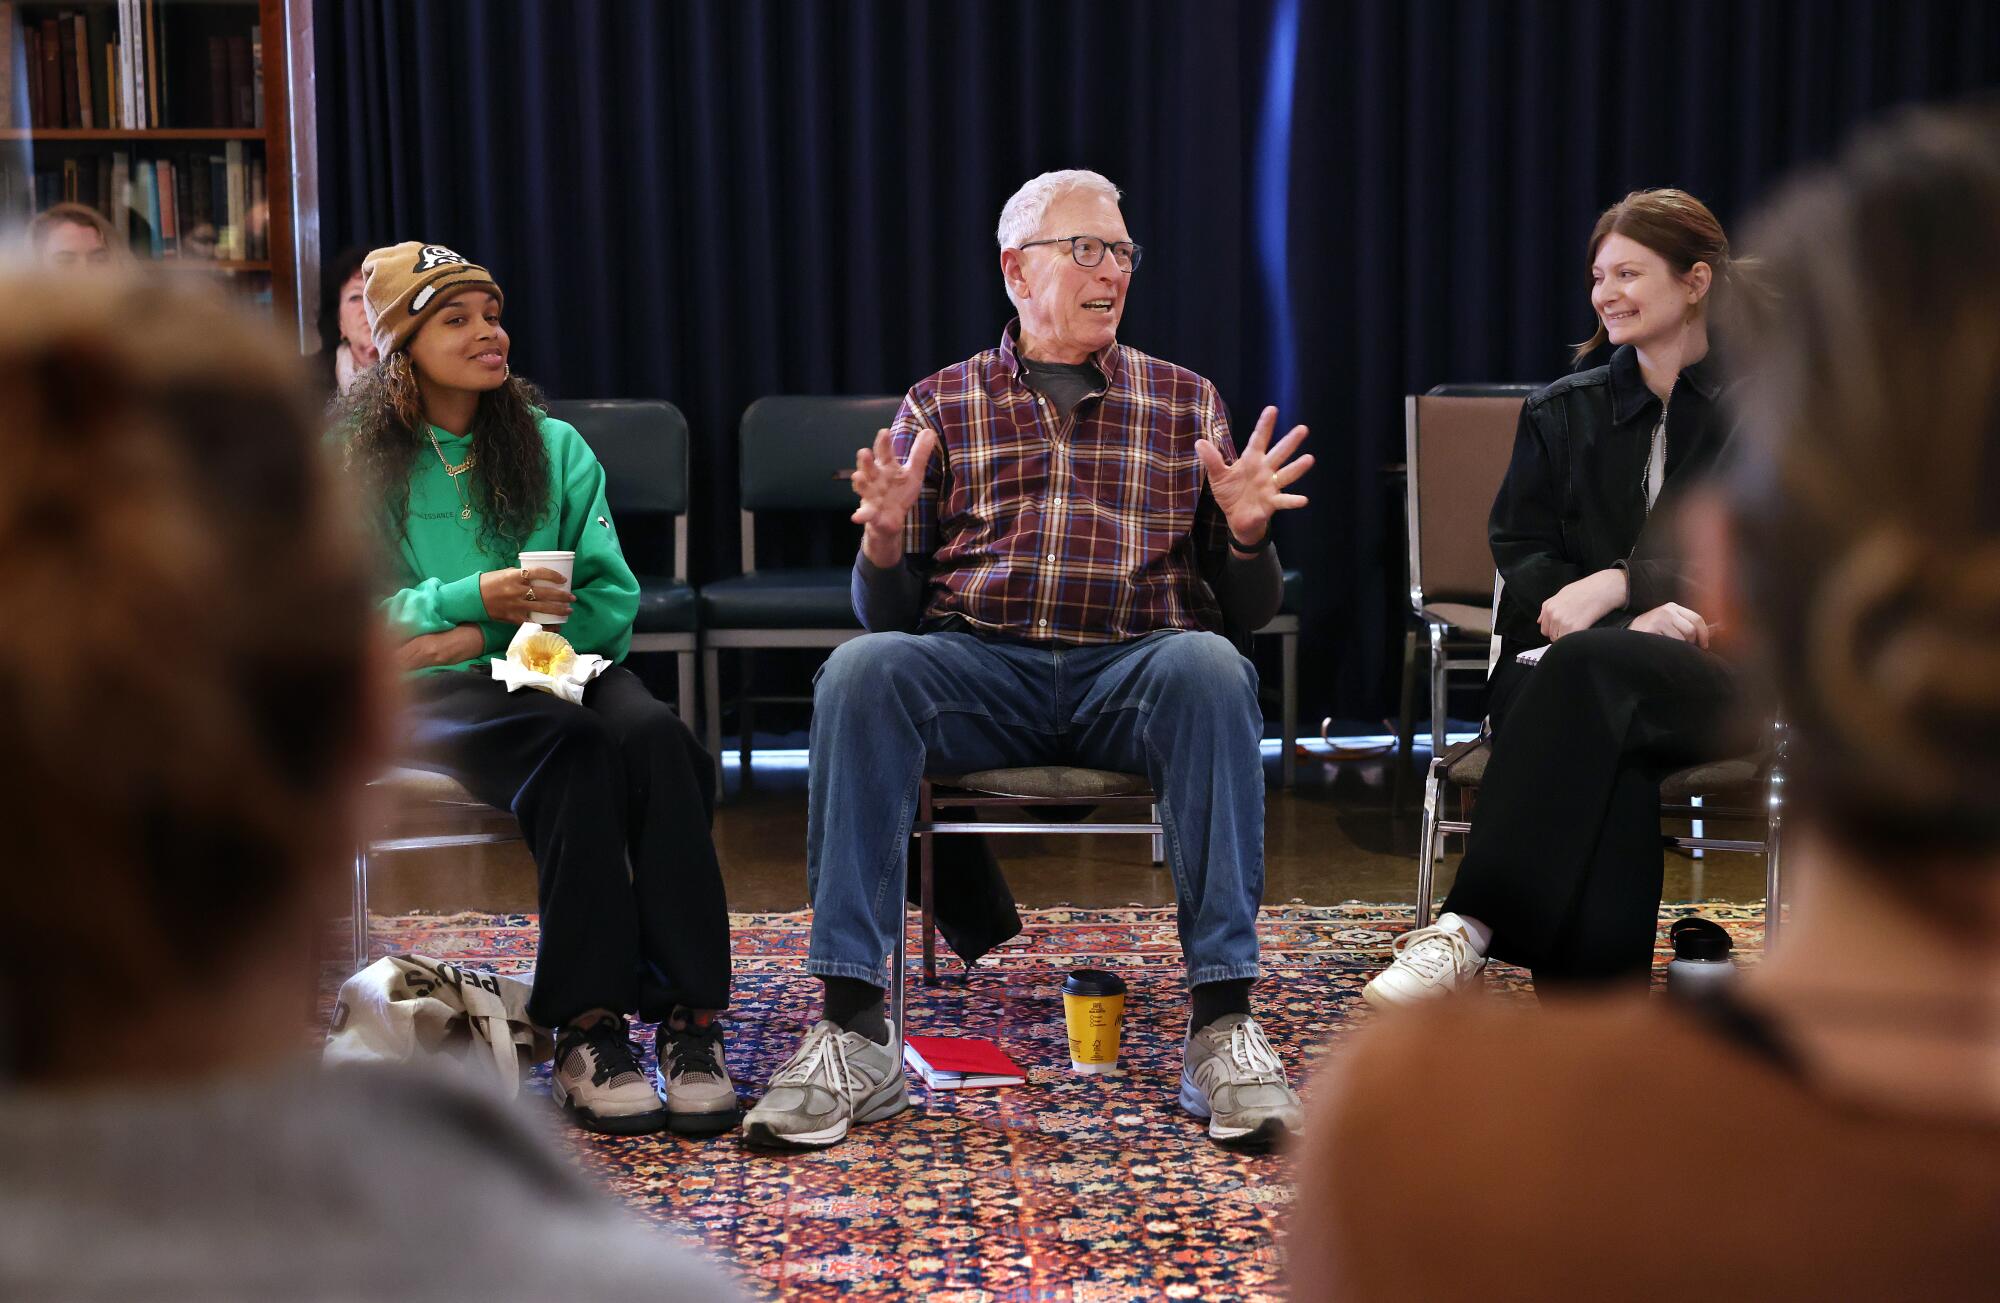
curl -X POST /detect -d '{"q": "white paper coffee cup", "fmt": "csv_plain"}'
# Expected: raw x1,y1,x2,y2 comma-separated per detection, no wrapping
518,550,576,625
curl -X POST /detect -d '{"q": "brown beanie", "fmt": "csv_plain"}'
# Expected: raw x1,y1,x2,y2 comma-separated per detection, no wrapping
360,241,504,358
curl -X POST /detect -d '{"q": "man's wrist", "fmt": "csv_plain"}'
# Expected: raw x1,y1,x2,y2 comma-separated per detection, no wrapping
1228,524,1273,555
861,525,905,568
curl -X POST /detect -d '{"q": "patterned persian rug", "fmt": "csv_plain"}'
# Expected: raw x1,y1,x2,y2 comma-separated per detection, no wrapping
339,902,1768,1301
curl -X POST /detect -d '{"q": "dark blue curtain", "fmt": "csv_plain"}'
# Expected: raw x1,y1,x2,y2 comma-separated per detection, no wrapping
317,0,2000,721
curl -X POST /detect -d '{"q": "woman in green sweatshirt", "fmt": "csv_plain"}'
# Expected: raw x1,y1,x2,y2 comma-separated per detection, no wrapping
332,242,737,1138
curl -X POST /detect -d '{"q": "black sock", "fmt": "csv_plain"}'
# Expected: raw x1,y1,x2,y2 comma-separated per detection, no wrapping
822,976,889,1044
1191,978,1254,1029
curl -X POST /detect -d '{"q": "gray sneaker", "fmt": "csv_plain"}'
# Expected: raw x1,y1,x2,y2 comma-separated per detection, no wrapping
741,1019,910,1149
1178,1013,1303,1150
552,1015,669,1136
654,1019,742,1136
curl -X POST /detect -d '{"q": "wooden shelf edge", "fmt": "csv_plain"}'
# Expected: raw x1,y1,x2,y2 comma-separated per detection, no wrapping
0,129,268,142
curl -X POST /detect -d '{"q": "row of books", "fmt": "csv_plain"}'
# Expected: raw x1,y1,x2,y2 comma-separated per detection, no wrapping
0,2,263,131
0,144,266,261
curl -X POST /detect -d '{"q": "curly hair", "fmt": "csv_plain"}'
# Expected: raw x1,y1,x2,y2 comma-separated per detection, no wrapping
332,348,553,551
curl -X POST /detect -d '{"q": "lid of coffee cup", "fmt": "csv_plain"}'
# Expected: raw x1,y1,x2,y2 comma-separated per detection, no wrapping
1063,968,1126,997
1670,917,1733,962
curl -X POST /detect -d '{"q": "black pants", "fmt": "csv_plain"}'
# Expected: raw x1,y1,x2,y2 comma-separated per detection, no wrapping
1442,628,1747,987
404,666,731,1028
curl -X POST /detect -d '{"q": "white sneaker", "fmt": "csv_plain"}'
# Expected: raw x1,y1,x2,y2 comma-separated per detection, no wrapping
552,1015,669,1135
740,1019,910,1149
1179,1014,1304,1149
1363,918,1487,1009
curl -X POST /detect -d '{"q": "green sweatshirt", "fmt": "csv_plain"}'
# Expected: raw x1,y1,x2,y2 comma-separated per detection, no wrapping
374,414,640,676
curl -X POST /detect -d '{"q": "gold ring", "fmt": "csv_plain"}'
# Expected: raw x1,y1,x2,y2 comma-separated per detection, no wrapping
525,587,536,602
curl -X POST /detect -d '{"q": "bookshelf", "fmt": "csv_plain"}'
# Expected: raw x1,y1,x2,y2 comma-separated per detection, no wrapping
0,0,316,345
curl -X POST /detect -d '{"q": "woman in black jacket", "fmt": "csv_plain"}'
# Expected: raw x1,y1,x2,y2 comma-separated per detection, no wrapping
1368,189,1760,1002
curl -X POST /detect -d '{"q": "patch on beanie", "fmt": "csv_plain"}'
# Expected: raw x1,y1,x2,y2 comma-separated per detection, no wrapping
412,244,469,274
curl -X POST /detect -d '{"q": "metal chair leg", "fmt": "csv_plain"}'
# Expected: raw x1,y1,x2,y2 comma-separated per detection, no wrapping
891,895,907,1059
351,843,372,972
919,782,937,985
1415,759,1442,930
677,649,697,730
1764,723,1788,949
1149,802,1165,866
737,650,755,776
1392,627,1420,816
702,647,723,769
1280,630,1298,789
1428,620,1449,761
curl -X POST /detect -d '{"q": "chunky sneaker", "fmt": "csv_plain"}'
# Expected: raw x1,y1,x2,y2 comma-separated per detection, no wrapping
1362,917,1487,1009
741,1019,910,1149
1179,1014,1304,1150
655,1018,742,1136
552,1015,669,1135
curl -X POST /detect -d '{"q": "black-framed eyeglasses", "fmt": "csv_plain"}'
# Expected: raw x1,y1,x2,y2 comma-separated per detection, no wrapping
1016,234,1144,273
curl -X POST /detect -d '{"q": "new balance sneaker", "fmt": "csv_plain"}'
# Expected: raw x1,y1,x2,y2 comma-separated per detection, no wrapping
654,1017,742,1136
552,1015,668,1135
1179,1013,1304,1150
1362,917,1487,1009
741,1019,909,1149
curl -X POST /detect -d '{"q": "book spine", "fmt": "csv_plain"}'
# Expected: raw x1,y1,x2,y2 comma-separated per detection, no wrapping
250,27,262,130
206,35,226,128
224,140,244,261
38,18,60,130
58,12,77,127
137,159,159,257
72,13,90,129
226,34,250,130
94,152,110,219
111,150,129,241
102,39,114,130
61,156,77,204
86,5,110,129
247,157,265,259
143,0,157,129
155,157,176,256
0,3,14,131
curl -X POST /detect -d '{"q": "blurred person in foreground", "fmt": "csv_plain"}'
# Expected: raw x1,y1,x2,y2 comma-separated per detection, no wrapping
1293,102,2000,1301
0,270,742,1301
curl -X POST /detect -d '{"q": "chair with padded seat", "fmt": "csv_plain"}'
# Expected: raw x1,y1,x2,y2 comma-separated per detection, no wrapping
1414,723,1789,946
349,398,695,973
1392,386,1533,815
546,398,698,724
890,765,1164,1057
697,395,900,772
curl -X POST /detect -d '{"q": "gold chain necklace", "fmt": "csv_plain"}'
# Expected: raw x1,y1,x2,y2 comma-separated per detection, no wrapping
426,429,477,520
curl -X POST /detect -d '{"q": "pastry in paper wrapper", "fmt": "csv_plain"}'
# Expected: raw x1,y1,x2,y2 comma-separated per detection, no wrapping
490,623,610,704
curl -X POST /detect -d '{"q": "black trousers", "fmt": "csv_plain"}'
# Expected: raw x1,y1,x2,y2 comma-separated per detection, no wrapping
1442,628,1747,987
404,666,731,1028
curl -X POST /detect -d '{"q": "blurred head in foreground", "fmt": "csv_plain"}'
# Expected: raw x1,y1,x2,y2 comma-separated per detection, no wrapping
1706,99,2000,925
27,203,124,270
0,270,380,1079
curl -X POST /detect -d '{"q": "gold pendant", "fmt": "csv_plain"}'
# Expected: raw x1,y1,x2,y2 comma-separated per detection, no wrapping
461,507,472,520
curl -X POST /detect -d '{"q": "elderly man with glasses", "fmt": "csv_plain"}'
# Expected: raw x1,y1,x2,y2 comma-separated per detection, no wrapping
744,170,1312,1152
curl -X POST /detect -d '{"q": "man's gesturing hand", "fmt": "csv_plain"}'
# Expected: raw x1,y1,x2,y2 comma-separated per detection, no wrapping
1195,405,1313,547
850,426,938,568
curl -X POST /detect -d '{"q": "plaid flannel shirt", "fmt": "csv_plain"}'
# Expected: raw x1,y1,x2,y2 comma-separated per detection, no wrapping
890,320,1237,644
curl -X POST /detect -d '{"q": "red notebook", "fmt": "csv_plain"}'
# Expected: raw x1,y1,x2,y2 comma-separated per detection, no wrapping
902,1036,1026,1090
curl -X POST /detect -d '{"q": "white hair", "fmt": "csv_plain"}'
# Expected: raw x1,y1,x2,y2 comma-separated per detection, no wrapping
996,169,1122,250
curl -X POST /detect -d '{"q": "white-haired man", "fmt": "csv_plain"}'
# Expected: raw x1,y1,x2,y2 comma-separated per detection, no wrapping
744,170,1312,1151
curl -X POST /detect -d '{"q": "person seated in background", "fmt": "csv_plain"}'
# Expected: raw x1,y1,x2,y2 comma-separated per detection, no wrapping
743,169,1313,1151
0,269,742,1301
1365,189,1760,1005
331,242,738,1137
1295,101,2000,1302
26,202,123,269
318,244,381,398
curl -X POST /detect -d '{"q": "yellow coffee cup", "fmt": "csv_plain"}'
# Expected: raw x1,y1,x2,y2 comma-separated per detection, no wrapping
1062,968,1128,1074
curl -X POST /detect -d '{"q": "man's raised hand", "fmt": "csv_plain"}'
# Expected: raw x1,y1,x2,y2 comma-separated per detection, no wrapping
1195,405,1312,546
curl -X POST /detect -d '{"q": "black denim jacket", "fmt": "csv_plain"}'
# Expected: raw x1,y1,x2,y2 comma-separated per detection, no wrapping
1488,344,1735,654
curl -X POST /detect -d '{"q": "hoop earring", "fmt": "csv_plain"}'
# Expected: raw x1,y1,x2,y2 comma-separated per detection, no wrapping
503,363,511,380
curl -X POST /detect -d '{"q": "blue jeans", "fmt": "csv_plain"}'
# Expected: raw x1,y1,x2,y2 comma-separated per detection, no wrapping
806,628,1266,991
